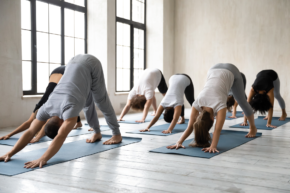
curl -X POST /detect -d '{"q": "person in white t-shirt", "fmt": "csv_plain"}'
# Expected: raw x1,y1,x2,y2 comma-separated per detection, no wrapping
139,74,194,134
118,68,168,123
167,63,258,153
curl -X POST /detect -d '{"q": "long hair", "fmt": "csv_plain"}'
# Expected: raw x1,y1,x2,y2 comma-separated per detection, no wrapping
227,95,235,112
131,95,147,111
163,108,175,123
189,110,213,148
250,94,272,114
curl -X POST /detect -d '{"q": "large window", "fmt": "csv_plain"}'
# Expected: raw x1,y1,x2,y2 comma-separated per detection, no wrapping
116,0,146,92
21,0,87,95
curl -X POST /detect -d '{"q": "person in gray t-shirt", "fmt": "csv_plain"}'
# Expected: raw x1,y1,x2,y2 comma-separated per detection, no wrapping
0,54,122,168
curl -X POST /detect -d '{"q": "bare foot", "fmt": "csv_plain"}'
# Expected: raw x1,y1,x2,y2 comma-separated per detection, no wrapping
86,133,102,143
103,135,122,145
263,116,268,120
151,112,156,116
279,113,287,121
88,128,94,131
246,126,257,138
73,122,83,129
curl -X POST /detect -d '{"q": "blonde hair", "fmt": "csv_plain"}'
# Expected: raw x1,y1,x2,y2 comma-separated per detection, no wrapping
189,110,213,148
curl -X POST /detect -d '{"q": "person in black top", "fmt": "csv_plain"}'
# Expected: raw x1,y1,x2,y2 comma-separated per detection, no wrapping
0,66,82,143
242,70,287,128
228,72,247,118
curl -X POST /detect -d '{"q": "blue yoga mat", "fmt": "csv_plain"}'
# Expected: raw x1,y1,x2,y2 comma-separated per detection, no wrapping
225,111,244,120
126,119,189,136
215,111,244,120
150,130,262,158
0,135,141,176
0,125,110,146
118,114,164,124
230,116,290,130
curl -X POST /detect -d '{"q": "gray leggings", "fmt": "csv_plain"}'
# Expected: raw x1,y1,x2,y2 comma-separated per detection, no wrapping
273,77,286,109
211,63,253,117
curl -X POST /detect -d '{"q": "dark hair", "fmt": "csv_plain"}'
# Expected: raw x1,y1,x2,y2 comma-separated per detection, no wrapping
250,94,272,115
131,95,147,111
163,108,174,123
227,95,235,112
45,117,61,139
189,110,213,148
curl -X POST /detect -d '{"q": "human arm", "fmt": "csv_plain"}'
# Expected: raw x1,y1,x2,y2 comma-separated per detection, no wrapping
151,95,157,116
136,98,153,123
162,106,182,134
241,87,255,126
202,108,227,153
0,113,35,140
0,119,46,162
118,100,132,121
229,100,239,118
30,119,49,143
266,89,276,128
140,105,164,132
167,107,199,149
24,117,77,168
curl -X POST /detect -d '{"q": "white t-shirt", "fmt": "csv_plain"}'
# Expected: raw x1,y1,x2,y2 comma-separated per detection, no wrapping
160,75,190,108
192,69,234,115
128,68,162,100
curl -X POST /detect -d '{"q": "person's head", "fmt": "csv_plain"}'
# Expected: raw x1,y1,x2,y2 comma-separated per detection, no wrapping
163,107,174,123
227,95,235,112
45,116,64,139
189,110,214,148
250,93,272,114
131,95,147,111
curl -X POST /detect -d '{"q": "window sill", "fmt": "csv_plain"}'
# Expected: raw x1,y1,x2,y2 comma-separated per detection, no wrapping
115,92,129,95
22,95,43,99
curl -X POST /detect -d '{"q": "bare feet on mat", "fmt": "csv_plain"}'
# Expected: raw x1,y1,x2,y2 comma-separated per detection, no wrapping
103,135,122,145
136,120,145,123
246,126,257,138
240,122,248,126
118,118,124,122
0,135,11,140
263,116,269,120
162,130,171,134
228,115,237,119
279,113,287,121
151,111,156,116
86,133,102,143
73,122,83,129
88,128,94,131
266,124,277,128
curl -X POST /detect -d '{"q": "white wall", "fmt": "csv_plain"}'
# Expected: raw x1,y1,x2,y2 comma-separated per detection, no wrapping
0,0,40,129
174,0,290,110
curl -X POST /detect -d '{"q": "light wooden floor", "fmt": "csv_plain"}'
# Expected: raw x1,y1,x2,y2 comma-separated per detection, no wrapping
1,109,290,193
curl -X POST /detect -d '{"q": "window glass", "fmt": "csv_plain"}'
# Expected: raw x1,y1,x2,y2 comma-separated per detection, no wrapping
132,0,145,24
117,0,130,20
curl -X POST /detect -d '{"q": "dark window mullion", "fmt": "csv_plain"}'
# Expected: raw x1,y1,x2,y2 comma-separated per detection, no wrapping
61,6,65,65
84,0,87,53
130,25,134,89
31,0,37,94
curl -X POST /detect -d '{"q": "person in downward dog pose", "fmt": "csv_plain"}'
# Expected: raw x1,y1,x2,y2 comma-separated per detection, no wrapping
118,68,168,123
242,70,287,128
139,74,194,134
0,66,82,143
228,72,247,118
0,54,122,168
167,63,257,153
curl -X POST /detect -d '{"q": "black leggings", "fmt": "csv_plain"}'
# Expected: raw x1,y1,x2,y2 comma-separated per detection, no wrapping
33,82,81,123
157,70,168,94
176,74,195,117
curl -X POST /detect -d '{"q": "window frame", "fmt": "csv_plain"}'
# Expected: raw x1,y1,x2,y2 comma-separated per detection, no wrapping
23,0,87,95
115,0,146,92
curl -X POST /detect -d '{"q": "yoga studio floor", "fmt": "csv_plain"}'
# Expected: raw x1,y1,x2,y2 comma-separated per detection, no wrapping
1,109,290,193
